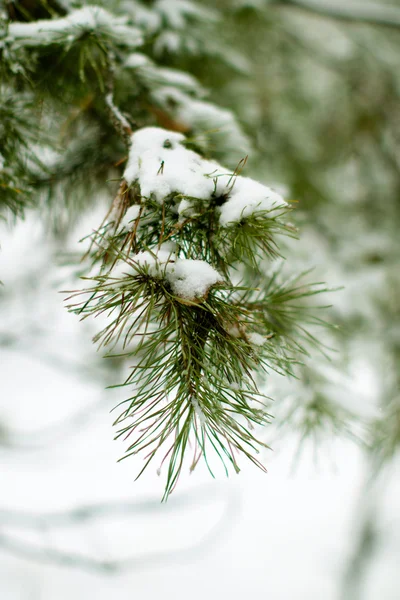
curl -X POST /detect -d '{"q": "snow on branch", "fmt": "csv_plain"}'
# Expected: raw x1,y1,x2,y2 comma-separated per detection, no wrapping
105,93,133,139
112,250,223,302
124,52,204,95
277,0,400,30
124,54,250,162
5,5,143,48
152,87,252,163
62,111,328,501
123,126,284,225
155,0,218,29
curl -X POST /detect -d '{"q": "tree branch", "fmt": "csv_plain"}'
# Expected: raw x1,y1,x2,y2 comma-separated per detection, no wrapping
0,485,239,572
276,0,400,30
105,93,133,142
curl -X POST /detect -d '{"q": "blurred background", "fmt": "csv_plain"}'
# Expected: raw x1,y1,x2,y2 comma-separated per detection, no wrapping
1,0,399,598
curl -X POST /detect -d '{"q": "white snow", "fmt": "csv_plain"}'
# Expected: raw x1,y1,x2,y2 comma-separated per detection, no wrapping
154,30,182,54
25,144,61,177
154,68,202,93
123,127,286,230
219,177,286,226
177,197,200,219
125,52,151,69
123,127,228,203
191,395,207,424
7,6,143,48
158,240,178,254
124,59,249,162
105,94,131,132
119,205,141,231
248,332,265,346
112,249,222,301
109,259,132,281
165,258,222,300
156,0,188,30
120,0,162,33
155,0,217,29
134,249,172,269
110,246,171,281
125,54,203,95
151,86,251,160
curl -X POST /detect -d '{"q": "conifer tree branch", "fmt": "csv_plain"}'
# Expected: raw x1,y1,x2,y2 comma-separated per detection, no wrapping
65,126,333,498
1,1,338,499
105,92,133,140
275,0,400,30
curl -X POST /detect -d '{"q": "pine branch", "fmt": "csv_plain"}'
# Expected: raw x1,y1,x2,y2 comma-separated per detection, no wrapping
4,6,143,49
274,0,400,30
64,126,333,498
1,2,338,497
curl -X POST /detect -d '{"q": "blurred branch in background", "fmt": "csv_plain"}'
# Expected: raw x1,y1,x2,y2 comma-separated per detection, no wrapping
340,461,400,600
341,482,380,600
0,390,111,452
276,0,400,29
0,484,239,573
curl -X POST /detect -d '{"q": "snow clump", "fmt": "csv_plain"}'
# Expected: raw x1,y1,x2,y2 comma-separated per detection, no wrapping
111,245,222,301
165,258,222,300
123,126,286,226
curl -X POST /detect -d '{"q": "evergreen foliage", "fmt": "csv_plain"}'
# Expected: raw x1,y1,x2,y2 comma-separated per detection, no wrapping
1,0,399,508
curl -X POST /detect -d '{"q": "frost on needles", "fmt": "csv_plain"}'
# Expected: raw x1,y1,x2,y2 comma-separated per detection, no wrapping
67,126,322,498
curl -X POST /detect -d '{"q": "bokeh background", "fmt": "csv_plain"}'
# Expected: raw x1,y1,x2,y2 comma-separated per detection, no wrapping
1,1,399,598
